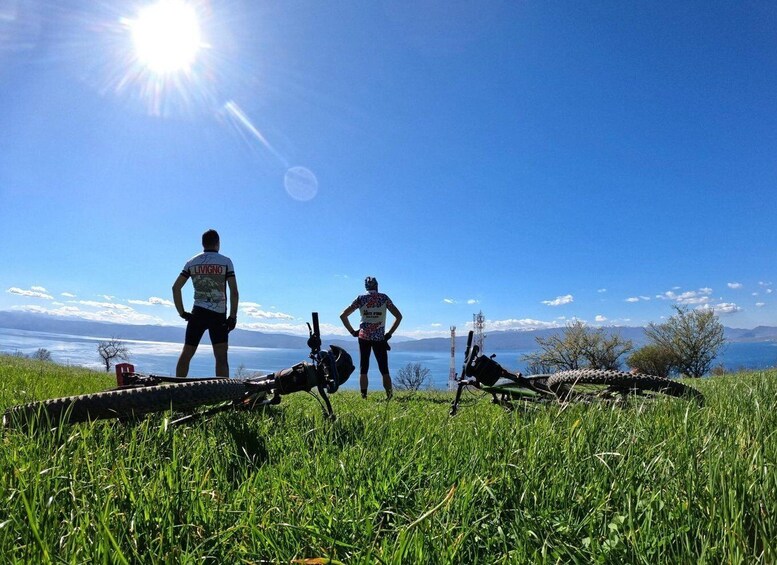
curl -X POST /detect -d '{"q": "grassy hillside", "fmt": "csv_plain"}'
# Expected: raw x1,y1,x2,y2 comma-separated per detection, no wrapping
1,354,776,563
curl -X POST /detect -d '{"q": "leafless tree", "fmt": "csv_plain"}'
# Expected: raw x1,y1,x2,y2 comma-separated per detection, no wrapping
522,320,633,372
32,348,52,362
395,362,432,392
97,338,130,372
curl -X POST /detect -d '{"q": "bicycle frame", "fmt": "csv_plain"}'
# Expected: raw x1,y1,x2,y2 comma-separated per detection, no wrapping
450,330,554,415
153,313,351,425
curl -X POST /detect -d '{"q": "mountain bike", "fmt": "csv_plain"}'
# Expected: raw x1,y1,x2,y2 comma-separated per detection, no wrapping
4,313,355,429
450,331,704,415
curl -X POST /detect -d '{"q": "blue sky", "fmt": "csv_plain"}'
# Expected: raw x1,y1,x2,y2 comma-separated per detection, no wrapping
1,0,776,339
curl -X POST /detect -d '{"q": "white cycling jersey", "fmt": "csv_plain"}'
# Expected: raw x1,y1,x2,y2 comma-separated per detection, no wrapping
180,251,235,314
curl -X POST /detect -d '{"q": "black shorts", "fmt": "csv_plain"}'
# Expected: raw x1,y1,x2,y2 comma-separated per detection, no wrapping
185,306,229,346
358,338,389,374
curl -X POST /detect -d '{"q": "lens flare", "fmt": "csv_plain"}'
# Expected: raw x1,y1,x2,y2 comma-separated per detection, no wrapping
284,166,318,201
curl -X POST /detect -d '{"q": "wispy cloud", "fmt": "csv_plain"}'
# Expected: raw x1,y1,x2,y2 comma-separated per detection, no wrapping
487,318,561,331
127,297,174,307
467,299,478,305
443,298,455,304
542,294,573,307
595,315,607,323
239,321,325,335
61,292,76,298
727,282,743,289
756,302,766,308
597,289,607,293
76,300,135,312
240,305,295,320
11,304,164,325
7,287,53,299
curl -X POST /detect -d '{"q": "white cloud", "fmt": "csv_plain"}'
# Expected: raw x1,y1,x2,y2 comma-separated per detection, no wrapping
699,302,741,315
541,294,573,307
727,282,743,289
756,302,766,308
239,321,315,335
487,318,561,331
11,304,163,325
597,289,607,293
595,315,607,323
128,297,174,307
61,292,76,298
467,299,478,305
443,298,455,304
30,286,47,292
625,297,640,303
7,287,54,300
240,305,295,320
76,300,134,312
657,288,713,305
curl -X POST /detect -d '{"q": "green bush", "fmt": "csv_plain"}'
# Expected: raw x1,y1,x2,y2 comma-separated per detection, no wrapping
627,344,677,378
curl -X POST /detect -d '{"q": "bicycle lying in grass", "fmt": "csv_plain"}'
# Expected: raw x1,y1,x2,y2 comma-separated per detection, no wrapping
4,313,355,429
450,331,704,415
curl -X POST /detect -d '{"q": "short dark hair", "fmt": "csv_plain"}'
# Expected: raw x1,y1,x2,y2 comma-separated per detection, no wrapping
202,229,220,249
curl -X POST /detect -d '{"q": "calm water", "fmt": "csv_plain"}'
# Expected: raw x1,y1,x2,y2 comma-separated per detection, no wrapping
1,328,775,389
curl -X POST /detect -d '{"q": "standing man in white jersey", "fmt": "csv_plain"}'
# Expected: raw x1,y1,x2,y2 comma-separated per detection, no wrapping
172,229,239,378
340,276,402,399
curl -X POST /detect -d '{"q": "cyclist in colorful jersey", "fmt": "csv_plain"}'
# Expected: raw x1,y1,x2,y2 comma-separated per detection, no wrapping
340,276,402,399
172,229,239,378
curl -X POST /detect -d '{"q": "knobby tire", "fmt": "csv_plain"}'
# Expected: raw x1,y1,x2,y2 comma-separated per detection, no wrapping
547,369,704,404
4,379,249,428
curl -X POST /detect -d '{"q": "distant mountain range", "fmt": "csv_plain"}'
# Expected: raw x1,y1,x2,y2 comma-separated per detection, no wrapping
2,310,777,353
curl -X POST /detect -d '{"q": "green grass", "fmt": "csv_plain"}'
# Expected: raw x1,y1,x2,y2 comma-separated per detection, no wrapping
1,353,776,563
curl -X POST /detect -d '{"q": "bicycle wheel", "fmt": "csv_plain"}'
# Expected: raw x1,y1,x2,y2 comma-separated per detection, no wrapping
3,379,249,428
547,369,704,404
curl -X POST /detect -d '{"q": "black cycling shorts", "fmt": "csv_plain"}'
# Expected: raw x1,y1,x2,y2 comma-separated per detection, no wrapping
358,338,389,374
185,306,229,346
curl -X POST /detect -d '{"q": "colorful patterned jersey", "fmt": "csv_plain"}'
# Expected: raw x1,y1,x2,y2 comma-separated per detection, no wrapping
180,251,235,314
350,291,394,340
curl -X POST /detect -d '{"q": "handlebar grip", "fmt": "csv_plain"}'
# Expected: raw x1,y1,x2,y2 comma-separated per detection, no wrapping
312,312,320,337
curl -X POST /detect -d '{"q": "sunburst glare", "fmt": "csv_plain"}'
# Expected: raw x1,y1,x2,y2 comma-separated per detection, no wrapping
129,0,202,74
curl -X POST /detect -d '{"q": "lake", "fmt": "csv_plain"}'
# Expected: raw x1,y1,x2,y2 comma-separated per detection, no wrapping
1,328,775,390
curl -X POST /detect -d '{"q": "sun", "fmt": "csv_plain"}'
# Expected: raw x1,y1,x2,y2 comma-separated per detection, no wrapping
129,0,202,73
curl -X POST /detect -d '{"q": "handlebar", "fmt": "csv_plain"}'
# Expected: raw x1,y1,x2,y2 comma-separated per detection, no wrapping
244,313,355,417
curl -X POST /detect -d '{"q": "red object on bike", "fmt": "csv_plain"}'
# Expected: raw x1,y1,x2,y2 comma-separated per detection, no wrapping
115,363,135,386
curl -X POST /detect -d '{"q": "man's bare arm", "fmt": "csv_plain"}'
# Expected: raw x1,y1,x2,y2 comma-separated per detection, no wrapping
172,275,188,318
227,276,239,319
